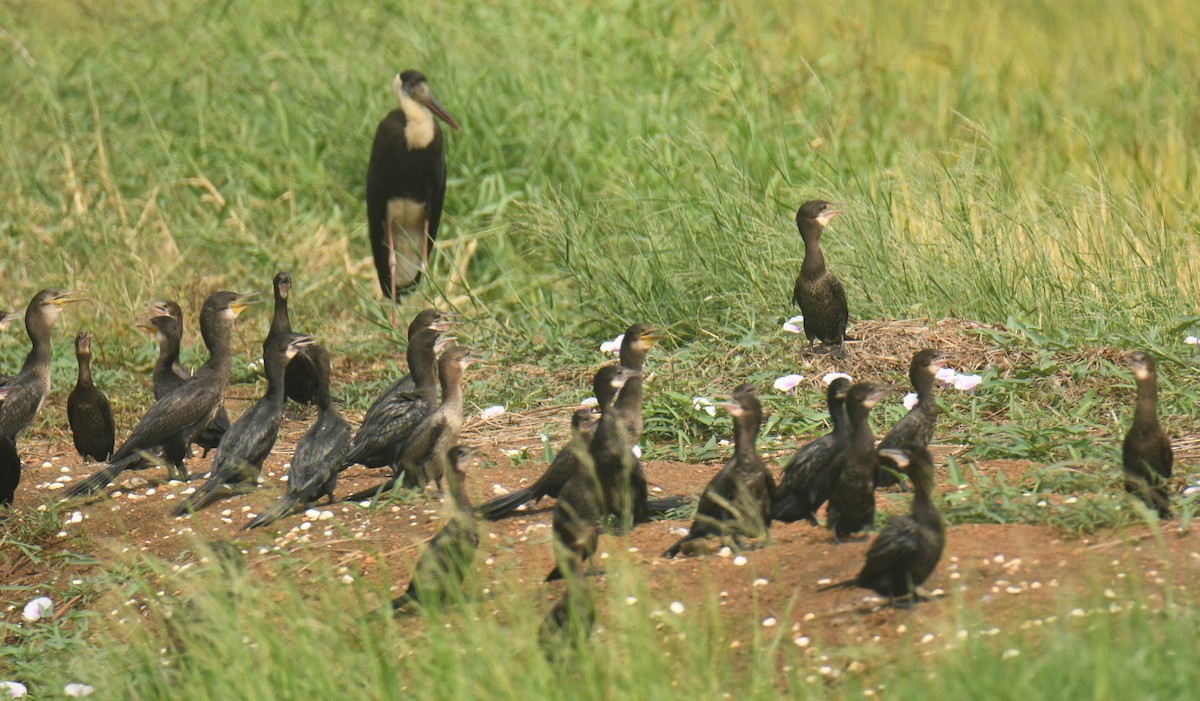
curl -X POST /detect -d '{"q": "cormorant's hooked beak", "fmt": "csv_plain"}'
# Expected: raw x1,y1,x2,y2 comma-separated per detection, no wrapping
0,311,21,329
76,330,92,353
51,291,85,306
431,313,457,333
149,301,173,318
640,327,666,345
714,394,741,414
877,448,910,470
863,386,888,408
290,334,317,350
230,293,258,316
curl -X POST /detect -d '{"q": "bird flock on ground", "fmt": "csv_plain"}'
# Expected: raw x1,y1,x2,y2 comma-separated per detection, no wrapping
0,70,1177,650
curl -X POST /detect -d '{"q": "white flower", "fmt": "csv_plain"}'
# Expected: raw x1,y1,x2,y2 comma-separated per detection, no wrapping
631,445,643,459
782,315,805,334
669,601,686,614
64,683,94,697
822,372,852,385
0,681,28,698
773,374,804,393
479,405,506,420
692,397,716,417
903,392,919,411
935,367,957,383
580,396,599,408
1186,336,1199,345
22,597,53,622
951,374,983,392
600,334,624,355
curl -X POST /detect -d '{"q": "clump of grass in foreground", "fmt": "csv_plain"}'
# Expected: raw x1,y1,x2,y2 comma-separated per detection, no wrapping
13,547,1198,700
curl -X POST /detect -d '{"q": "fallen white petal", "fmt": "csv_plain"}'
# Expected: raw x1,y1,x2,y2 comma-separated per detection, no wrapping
631,445,642,459
669,601,686,614
600,334,624,355
773,374,804,393
64,683,94,697
0,681,28,698
822,372,852,385
935,367,957,383
479,405,506,420
580,396,599,408
952,374,983,391
1186,336,1199,345
782,314,804,334
22,597,53,622
903,392,919,411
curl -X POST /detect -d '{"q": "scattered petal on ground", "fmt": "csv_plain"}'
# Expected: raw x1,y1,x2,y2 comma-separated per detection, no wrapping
479,405,506,420
903,392,919,410
600,334,624,354
692,397,716,417
22,597,53,622
822,372,852,385
935,367,957,383
0,681,28,698
782,315,805,334
580,396,599,408
64,683,94,697
952,374,983,391
773,374,804,393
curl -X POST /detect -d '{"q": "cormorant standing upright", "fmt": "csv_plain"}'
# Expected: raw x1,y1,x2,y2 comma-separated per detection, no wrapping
148,299,229,457
389,445,479,611
876,350,946,489
65,292,255,498
67,331,115,462
545,366,634,582
367,71,460,300
791,200,847,358
819,446,945,601
334,314,449,487
343,345,475,500
1122,351,1173,518
265,272,321,405
825,383,886,541
772,377,851,524
662,384,774,557
0,290,79,506
172,333,316,515
244,344,351,529
614,323,662,443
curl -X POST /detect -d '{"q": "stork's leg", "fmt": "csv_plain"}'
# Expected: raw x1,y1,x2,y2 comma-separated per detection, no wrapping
387,221,398,327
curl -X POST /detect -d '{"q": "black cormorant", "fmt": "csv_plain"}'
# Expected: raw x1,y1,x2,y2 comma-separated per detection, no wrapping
772,377,851,524
825,383,886,541
791,200,847,358
67,330,115,462
1122,351,1172,517
265,272,321,405
876,349,946,489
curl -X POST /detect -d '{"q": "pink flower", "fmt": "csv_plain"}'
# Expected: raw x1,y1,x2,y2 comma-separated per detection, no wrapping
600,334,624,355
773,374,804,393
782,315,804,334
951,374,983,392
935,367,957,384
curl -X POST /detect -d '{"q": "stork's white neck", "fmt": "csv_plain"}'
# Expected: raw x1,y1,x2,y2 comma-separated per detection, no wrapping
399,93,436,150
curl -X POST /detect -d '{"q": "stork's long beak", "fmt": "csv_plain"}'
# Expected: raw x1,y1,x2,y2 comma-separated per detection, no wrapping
420,89,461,131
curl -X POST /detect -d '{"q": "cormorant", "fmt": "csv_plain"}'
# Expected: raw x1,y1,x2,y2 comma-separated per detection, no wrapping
389,445,479,611
172,333,316,516
265,272,321,405
0,290,79,506
334,315,448,488
148,299,230,457
592,361,647,532
819,446,945,602
772,377,851,524
791,200,847,358
614,323,663,443
366,70,460,300
244,344,351,529
343,345,475,501
545,366,633,582
876,349,946,489
376,309,454,395
1122,351,1172,518
66,331,115,462
662,384,774,557
65,292,255,498
825,382,886,541
478,408,598,520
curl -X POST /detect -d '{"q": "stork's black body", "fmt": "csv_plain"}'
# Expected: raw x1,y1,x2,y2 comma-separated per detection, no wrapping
67,331,115,462
390,445,479,611
173,333,315,516
66,292,253,499
545,366,631,582
478,409,598,520
819,446,944,601
265,272,321,405
0,290,78,505
772,378,851,524
148,300,229,458
366,71,460,299
342,346,474,501
662,384,774,557
244,345,351,529
335,314,449,488
876,350,945,489
1122,352,1173,518
791,200,848,358
825,383,886,541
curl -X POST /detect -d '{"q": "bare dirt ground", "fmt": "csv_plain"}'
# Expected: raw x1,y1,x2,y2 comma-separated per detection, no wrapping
5,411,1197,659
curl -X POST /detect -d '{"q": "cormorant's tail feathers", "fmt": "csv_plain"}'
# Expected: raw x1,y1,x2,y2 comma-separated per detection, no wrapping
816,578,858,593
63,457,137,499
477,487,534,520
242,495,302,530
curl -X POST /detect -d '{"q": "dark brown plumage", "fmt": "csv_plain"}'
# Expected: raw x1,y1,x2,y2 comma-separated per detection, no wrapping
265,272,322,406
876,349,945,489
390,445,479,611
478,408,598,520
147,299,229,459
662,384,774,557
790,200,848,358
66,331,115,462
772,377,851,524
366,71,460,300
825,383,886,541
819,446,944,601
1122,351,1172,518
